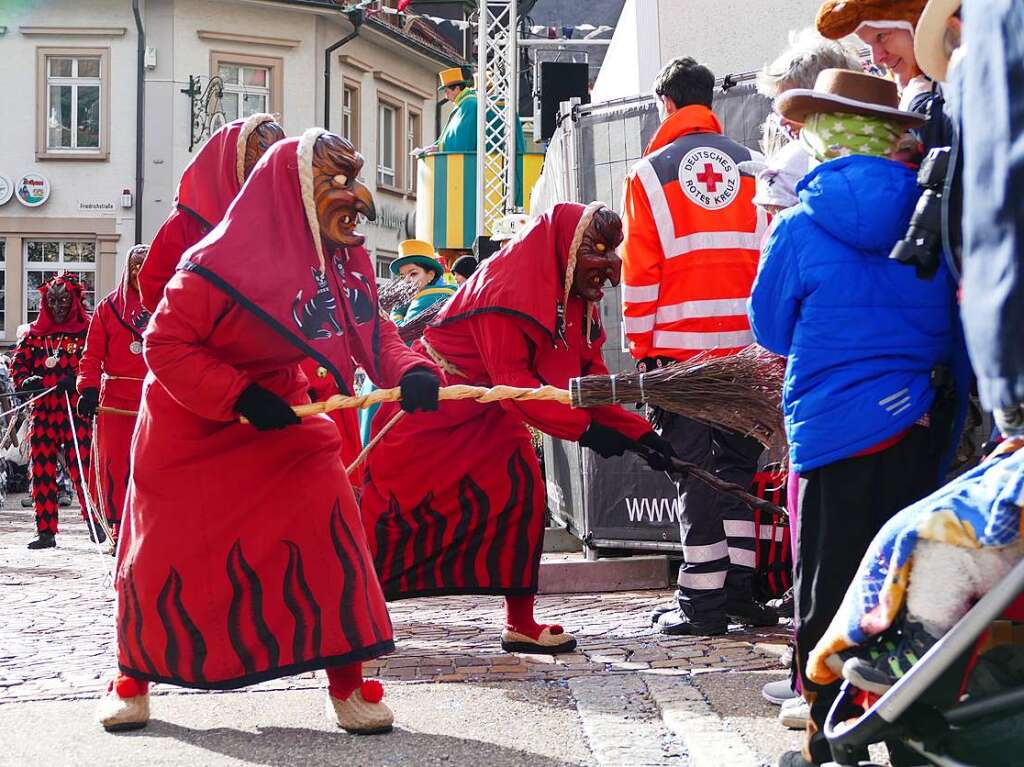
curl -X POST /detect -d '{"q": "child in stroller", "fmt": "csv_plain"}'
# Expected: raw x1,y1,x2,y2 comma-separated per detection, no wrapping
808,438,1024,767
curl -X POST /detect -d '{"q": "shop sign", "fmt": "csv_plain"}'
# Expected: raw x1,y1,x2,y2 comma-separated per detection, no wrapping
0,175,13,206
79,201,115,212
15,173,51,207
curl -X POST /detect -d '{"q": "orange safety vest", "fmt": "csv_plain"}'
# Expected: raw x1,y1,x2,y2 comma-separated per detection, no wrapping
620,105,767,362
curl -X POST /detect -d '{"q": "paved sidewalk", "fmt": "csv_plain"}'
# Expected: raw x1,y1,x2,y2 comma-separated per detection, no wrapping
1,496,804,766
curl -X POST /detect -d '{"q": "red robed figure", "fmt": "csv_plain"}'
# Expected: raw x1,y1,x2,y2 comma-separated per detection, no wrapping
78,248,149,529
116,132,428,689
361,203,652,601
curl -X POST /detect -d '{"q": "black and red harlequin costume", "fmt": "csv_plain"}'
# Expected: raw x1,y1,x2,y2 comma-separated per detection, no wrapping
12,276,93,543
99,129,435,734
77,252,149,536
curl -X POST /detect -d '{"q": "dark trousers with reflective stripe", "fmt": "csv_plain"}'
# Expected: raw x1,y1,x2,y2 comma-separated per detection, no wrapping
664,415,762,615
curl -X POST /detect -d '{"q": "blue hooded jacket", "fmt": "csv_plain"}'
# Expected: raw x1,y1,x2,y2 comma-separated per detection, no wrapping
749,155,960,473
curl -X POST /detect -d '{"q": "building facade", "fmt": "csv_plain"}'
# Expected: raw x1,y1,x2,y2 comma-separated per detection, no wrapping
592,0,824,102
0,0,461,344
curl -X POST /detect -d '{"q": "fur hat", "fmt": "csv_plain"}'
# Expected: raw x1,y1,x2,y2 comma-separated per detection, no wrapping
816,0,929,40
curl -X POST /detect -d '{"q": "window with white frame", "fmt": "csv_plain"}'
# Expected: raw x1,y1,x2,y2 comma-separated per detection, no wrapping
218,63,271,122
23,240,96,324
375,253,396,281
377,101,398,188
343,85,355,145
46,54,102,152
406,110,421,195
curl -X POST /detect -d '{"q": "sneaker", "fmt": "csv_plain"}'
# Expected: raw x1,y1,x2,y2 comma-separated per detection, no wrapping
778,695,809,730
842,621,938,695
27,531,56,550
761,678,797,705
725,598,779,627
767,587,795,616
653,608,728,636
823,630,901,678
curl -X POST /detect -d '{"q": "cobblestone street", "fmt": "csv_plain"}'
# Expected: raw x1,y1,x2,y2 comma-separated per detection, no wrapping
0,498,803,766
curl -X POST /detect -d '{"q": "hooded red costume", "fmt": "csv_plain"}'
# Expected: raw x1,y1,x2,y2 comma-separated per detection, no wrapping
361,204,652,613
77,250,150,531
12,275,93,537
114,132,430,691
139,115,277,313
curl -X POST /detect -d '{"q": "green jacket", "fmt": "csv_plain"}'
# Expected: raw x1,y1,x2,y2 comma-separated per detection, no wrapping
390,282,456,327
437,88,526,153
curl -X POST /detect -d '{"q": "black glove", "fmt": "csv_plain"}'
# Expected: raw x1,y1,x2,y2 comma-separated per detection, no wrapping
56,374,78,395
19,375,44,394
578,423,634,458
635,430,677,472
399,367,440,413
77,388,99,419
235,383,302,431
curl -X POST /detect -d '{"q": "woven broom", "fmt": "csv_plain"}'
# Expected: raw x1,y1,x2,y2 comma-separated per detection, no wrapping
376,278,420,315
569,345,786,456
397,294,450,344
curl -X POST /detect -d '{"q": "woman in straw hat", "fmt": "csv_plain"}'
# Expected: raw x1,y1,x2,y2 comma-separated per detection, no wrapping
749,69,967,767
359,239,455,445
96,130,440,736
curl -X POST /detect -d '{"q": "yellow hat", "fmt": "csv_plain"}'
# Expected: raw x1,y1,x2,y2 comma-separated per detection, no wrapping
391,239,442,276
398,239,436,258
438,66,473,90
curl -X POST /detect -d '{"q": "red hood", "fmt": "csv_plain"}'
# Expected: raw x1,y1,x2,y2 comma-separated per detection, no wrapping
30,274,91,336
644,105,723,156
433,202,606,345
175,114,275,229
184,134,385,394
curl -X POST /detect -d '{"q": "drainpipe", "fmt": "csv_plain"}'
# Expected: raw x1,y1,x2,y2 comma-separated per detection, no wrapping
132,0,145,244
323,9,365,131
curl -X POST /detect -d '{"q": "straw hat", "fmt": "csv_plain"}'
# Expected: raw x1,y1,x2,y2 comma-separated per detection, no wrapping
816,0,928,39
914,0,960,82
776,69,927,127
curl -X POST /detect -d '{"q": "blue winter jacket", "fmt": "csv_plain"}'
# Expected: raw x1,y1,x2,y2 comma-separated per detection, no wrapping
749,155,959,473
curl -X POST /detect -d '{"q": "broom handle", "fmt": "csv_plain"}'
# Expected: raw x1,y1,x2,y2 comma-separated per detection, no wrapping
239,384,572,423
632,444,787,518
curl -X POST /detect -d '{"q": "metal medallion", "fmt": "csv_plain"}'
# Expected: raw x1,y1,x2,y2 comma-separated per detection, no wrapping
129,341,143,355
44,355,58,369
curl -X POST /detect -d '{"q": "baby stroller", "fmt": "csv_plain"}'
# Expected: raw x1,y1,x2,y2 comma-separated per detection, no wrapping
824,551,1024,766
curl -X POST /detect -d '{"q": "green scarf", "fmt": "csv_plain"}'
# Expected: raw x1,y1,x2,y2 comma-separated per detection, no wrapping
800,112,903,164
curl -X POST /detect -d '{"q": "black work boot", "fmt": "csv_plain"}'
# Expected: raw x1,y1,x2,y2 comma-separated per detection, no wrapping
725,598,779,627
20,496,34,508
652,600,728,636
27,531,57,550
88,523,107,544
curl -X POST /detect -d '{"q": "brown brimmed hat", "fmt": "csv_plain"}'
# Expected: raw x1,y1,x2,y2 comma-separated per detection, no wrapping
816,0,929,39
776,68,927,127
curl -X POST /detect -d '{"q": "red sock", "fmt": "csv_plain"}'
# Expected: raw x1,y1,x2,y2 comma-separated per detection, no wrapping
111,674,149,699
505,595,548,640
326,662,363,700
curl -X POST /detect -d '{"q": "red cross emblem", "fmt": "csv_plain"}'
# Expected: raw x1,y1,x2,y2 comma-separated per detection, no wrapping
696,163,724,193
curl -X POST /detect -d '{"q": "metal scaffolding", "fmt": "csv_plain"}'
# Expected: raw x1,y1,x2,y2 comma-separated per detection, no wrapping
475,0,518,238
